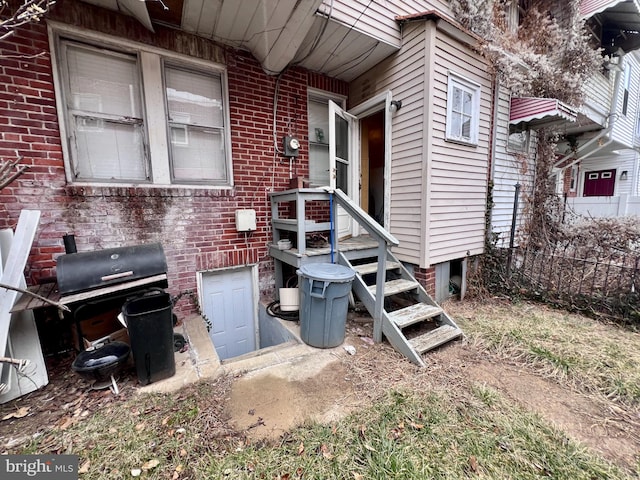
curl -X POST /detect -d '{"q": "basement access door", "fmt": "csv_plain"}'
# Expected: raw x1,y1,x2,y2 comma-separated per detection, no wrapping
201,267,257,361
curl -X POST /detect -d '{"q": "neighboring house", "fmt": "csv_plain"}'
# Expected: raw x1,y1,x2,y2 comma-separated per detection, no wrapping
491,0,640,239
0,0,489,365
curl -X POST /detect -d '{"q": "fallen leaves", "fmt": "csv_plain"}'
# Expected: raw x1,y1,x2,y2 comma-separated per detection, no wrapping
56,416,74,431
469,455,480,474
319,443,333,460
2,406,29,420
78,459,90,474
141,459,160,471
171,464,184,480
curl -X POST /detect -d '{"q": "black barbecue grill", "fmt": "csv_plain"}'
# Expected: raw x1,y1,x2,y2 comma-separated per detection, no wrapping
57,243,168,299
57,242,175,385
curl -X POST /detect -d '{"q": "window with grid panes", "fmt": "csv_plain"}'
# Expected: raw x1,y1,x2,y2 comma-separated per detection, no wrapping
57,38,231,186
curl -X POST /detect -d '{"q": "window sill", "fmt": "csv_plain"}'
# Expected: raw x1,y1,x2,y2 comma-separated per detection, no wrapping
445,137,479,148
65,183,236,198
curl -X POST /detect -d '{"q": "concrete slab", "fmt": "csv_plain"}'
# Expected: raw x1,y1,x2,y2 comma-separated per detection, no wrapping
137,314,221,394
136,309,361,395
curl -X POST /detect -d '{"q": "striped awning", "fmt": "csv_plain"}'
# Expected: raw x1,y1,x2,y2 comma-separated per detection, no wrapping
509,97,578,129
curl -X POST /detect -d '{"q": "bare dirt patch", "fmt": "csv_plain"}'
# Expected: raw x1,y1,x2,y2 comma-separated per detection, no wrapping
431,344,640,472
227,362,357,441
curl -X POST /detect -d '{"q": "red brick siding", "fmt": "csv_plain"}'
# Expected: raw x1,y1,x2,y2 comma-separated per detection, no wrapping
413,266,436,298
0,6,347,317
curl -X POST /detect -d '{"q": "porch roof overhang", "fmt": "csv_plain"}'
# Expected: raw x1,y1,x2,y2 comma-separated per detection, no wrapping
581,0,640,54
509,97,579,130
395,10,481,47
580,0,640,18
76,0,400,81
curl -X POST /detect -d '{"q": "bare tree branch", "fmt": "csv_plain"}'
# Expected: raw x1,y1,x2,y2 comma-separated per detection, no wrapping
0,0,56,42
0,152,30,190
0,282,70,312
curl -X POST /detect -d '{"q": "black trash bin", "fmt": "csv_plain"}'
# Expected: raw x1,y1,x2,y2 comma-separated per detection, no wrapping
122,291,175,385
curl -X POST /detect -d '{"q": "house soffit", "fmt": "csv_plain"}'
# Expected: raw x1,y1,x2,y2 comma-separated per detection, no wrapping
581,0,640,54
76,0,400,81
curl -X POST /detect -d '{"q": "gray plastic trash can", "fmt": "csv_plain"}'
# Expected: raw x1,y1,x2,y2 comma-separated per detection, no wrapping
297,263,355,348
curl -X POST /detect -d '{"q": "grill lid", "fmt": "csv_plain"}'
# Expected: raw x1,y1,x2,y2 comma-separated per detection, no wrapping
57,243,168,296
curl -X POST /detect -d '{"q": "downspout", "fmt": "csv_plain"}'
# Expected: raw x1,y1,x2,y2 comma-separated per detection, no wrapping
488,76,501,234
553,56,625,171
489,76,500,181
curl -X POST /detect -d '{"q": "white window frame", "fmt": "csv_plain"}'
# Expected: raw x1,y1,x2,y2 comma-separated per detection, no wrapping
445,72,481,146
48,22,233,189
306,88,347,187
507,130,529,153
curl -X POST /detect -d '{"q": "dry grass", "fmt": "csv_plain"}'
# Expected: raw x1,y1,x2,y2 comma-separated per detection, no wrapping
446,298,640,406
5,300,640,478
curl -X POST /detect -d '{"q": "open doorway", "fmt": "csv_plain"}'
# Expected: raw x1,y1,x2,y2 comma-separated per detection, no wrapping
360,111,385,226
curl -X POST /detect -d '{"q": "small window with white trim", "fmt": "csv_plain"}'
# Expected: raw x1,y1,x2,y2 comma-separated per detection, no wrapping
508,131,529,152
446,73,481,146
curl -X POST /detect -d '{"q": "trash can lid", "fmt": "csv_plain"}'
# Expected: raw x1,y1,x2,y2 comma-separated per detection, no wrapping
297,263,355,282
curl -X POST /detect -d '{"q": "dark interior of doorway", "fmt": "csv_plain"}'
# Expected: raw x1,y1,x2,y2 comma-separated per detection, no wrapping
361,111,385,226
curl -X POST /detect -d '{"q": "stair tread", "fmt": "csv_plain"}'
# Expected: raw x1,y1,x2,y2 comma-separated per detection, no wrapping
352,261,401,276
409,325,462,354
367,278,418,297
390,303,443,329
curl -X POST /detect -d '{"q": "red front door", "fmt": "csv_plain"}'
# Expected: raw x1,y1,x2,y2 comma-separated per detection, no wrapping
583,169,616,196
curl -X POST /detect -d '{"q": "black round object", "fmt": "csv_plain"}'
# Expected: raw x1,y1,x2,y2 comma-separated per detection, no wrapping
173,333,186,352
72,341,130,383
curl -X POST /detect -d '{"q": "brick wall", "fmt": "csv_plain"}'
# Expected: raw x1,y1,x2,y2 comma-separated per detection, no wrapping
0,4,347,317
413,266,437,298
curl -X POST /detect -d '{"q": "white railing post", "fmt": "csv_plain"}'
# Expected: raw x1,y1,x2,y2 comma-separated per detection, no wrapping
618,194,629,216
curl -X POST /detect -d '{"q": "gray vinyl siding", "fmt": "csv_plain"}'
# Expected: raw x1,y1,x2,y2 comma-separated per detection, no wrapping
427,30,491,265
319,0,401,47
388,22,429,262
582,72,614,125
321,0,455,43
611,54,640,148
350,17,491,268
490,87,536,248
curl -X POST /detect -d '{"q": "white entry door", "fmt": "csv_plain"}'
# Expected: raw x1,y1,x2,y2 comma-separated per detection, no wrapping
329,100,358,239
201,267,257,361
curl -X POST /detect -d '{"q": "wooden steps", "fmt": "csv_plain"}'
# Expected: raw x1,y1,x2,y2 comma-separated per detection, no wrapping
341,248,462,367
268,188,463,367
367,278,418,297
389,303,442,329
352,261,401,275
409,325,463,354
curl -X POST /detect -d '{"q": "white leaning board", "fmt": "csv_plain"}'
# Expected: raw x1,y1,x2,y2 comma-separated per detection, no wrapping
0,213,49,403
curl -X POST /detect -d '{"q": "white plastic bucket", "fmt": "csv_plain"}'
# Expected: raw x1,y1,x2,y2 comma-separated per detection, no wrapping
279,287,299,312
